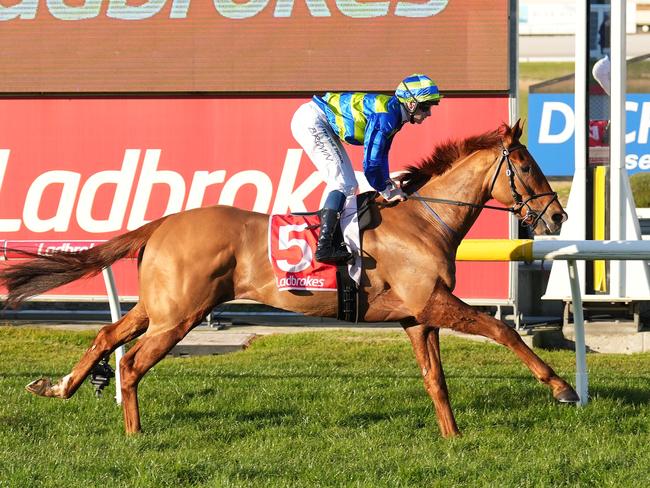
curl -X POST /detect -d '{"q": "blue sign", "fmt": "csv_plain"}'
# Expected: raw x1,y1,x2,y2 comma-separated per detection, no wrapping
528,93,650,176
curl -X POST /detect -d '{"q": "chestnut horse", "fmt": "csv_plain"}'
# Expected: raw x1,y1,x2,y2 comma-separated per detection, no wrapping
0,120,578,438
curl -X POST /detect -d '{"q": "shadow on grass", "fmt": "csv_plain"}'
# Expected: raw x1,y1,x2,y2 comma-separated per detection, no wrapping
170,407,298,426
181,387,220,400
164,402,429,431
171,371,535,381
458,382,553,410
557,338,598,353
233,408,297,424
589,385,650,405
339,410,415,427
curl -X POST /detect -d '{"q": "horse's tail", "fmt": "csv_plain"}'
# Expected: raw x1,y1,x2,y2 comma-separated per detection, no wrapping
0,217,169,307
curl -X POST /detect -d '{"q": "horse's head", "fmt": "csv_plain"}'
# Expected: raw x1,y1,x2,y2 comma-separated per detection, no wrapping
489,120,567,235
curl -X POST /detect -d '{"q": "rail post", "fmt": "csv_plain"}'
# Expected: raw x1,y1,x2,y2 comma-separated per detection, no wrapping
101,266,124,404
567,260,588,406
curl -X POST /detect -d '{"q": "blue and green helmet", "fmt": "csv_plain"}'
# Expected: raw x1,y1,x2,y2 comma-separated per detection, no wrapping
395,74,442,106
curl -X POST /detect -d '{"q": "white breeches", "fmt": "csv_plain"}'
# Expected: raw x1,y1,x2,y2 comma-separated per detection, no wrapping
291,101,358,197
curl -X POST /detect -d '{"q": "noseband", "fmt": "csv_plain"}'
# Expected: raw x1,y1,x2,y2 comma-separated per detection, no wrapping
488,142,559,228
407,141,560,230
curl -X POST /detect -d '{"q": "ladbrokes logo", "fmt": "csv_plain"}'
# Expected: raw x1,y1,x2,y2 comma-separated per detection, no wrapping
1,240,101,260
36,242,96,255
277,275,326,289
1,0,449,21
0,148,375,234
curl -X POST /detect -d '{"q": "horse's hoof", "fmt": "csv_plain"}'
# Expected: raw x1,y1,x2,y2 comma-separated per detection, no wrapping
25,377,53,397
554,386,580,404
442,430,462,439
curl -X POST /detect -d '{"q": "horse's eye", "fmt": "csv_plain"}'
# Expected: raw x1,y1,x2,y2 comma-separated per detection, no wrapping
521,166,531,173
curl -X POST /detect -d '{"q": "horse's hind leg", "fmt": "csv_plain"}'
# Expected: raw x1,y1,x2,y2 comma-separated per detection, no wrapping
118,311,208,434
26,303,149,399
417,280,579,403
403,322,460,438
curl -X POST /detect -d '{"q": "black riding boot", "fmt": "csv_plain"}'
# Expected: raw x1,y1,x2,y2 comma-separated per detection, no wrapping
315,209,352,264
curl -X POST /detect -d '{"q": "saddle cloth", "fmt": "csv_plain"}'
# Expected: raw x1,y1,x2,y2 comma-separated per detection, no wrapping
268,194,372,292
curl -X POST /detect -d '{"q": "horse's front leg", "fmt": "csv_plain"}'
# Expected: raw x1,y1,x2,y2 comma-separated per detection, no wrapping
416,280,579,403
402,321,460,438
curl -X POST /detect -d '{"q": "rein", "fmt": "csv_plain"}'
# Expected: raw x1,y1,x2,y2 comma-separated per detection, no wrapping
407,142,559,229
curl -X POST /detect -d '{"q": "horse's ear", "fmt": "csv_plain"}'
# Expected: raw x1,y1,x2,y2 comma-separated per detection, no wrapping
512,119,525,141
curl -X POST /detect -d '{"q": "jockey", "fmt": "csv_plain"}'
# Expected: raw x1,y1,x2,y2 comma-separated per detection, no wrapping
291,73,442,264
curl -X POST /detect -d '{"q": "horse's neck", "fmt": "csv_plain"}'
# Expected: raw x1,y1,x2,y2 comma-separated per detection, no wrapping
416,151,494,243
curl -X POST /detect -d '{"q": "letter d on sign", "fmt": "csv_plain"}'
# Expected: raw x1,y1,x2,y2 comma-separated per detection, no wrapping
539,101,575,144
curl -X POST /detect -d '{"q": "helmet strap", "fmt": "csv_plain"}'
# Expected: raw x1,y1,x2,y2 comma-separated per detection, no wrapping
400,81,420,122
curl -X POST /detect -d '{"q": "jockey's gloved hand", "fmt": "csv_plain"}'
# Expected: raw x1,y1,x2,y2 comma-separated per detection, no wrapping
380,181,407,202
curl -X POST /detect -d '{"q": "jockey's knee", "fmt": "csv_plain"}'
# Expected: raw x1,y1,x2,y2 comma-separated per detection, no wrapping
323,184,358,210
323,190,346,211
342,185,357,197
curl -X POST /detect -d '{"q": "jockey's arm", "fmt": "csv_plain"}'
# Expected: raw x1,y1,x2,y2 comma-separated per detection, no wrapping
363,125,405,202
363,132,390,190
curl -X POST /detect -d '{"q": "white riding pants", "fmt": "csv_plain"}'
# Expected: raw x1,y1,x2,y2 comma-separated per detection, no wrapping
291,101,358,197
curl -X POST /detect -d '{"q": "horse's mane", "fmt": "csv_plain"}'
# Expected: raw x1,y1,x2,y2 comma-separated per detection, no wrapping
399,124,509,194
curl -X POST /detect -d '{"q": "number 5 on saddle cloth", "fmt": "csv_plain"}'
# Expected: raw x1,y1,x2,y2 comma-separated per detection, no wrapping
268,192,380,322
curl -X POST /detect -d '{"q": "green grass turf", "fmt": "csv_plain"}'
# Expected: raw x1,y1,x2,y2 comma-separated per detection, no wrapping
519,62,575,85
1,327,650,487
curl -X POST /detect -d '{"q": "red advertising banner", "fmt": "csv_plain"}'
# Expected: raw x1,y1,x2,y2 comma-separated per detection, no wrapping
0,96,510,300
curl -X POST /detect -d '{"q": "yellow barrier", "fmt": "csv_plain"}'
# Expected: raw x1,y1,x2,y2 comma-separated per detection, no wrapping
456,239,534,262
593,166,607,292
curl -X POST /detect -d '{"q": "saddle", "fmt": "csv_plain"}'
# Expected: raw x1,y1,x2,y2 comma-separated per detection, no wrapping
296,191,381,322
336,191,379,322
331,191,380,256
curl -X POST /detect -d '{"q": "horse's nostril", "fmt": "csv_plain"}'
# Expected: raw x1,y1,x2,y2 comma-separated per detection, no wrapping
552,212,566,224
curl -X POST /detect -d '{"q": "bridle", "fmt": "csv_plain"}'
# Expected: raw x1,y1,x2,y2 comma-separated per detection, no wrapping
407,141,560,229
488,142,560,228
